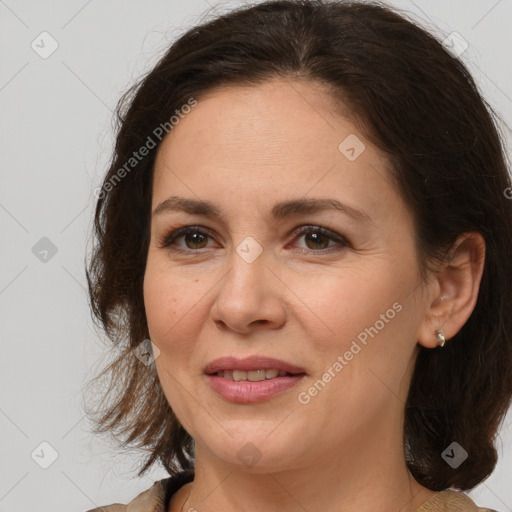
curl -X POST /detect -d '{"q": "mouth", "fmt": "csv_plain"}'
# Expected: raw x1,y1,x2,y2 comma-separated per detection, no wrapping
204,355,307,378
212,369,303,381
204,356,307,403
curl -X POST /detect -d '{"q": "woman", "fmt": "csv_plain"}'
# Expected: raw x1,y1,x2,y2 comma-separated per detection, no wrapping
85,1,512,511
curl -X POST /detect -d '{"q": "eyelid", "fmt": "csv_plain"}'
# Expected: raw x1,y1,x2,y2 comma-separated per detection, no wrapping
157,224,217,250
158,224,350,253
291,225,350,247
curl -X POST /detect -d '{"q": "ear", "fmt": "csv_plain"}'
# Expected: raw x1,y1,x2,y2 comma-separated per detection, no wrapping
417,232,486,349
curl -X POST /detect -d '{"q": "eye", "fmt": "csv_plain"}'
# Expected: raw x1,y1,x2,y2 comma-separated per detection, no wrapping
290,225,350,252
158,224,350,254
158,226,217,252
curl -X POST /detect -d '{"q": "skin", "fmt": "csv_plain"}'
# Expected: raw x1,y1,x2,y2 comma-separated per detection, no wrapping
142,78,485,512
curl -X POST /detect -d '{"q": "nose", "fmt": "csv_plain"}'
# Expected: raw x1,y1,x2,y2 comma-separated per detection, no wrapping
210,248,286,335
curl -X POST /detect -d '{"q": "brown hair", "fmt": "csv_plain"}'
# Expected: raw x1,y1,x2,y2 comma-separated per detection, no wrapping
85,0,512,490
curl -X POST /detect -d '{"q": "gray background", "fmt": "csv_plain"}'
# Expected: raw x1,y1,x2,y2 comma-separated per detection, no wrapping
0,1,511,511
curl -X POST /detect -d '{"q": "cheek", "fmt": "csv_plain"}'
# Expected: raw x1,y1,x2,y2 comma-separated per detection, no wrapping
291,263,417,401
143,270,175,338
289,266,400,350
143,260,198,349
143,262,203,431
143,254,221,381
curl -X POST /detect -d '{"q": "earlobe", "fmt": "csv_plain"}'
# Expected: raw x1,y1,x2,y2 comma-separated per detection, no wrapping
435,330,446,347
417,232,486,349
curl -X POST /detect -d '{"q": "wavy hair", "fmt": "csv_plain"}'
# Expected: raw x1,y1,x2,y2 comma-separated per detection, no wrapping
85,0,512,490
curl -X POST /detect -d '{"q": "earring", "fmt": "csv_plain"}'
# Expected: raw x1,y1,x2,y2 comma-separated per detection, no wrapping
436,330,446,347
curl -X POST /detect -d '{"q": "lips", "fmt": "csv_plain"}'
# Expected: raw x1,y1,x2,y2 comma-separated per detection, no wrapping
203,356,307,376
204,356,307,403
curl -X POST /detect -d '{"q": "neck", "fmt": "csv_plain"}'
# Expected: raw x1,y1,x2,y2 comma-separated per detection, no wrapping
172,422,436,512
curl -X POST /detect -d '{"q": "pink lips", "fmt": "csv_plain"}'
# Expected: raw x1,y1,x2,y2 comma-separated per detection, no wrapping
204,356,306,375
204,356,307,404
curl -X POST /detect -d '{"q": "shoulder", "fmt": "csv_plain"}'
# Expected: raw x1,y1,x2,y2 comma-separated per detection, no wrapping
85,479,166,512
85,479,163,511
85,470,194,512
416,489,499,512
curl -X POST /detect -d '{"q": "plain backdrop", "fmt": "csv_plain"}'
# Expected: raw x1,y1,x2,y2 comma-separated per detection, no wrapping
0,1,511,511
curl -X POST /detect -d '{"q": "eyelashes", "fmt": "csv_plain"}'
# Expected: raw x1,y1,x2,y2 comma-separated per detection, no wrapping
157,224,351,255
159,226,215,252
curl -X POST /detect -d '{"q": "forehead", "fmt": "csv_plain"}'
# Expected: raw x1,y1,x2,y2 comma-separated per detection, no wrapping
151,78,397,223
155,79,382,170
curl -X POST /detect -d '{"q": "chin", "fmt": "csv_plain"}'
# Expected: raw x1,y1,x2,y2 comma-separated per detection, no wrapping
194,424,308,473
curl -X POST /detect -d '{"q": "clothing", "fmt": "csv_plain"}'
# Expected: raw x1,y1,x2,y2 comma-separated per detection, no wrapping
86,470,498,512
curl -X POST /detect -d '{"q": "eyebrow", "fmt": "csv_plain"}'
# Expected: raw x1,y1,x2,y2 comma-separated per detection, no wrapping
153,196,373,224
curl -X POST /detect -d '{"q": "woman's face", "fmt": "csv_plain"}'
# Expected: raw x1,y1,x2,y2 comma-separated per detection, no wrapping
144,79,436,472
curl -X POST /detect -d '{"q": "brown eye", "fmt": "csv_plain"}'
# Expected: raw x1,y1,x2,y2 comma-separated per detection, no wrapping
159,226,216,252
304,231,331,250
292,225,350,253
183,231,209,249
